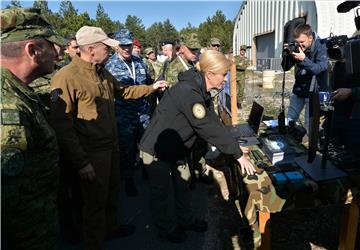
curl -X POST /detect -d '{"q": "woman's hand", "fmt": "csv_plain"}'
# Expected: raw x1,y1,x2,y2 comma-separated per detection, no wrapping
236,155,256,175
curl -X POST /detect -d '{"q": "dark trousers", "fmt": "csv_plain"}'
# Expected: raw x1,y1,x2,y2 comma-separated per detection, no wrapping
81,146,120,250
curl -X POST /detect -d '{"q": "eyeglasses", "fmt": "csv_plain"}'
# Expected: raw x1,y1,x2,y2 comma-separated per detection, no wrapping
212,44,220,47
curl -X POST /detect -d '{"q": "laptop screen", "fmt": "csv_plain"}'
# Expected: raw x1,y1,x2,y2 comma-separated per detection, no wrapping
247,101,265,133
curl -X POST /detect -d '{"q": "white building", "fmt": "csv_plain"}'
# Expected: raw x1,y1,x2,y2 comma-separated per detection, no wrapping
233,0,356,70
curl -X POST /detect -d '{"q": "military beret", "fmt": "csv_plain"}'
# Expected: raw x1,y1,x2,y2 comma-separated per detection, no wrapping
210,37,221,45
144,47,154,55
180,33,201,50
114,28,134,45
240,45,247,50
133,38,141,48
160,40,174,46
0,7,66,46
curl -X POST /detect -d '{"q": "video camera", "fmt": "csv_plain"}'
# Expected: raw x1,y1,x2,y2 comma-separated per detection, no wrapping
322,1,360,78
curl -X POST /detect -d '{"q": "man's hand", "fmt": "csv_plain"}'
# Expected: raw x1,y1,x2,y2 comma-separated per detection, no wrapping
332,88,352,101
152,80,168,91
236,155,256,175
79,163,96,181
291,46,306,61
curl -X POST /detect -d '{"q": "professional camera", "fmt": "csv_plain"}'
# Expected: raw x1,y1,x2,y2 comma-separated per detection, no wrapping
323,1,360,78
284,41,300,54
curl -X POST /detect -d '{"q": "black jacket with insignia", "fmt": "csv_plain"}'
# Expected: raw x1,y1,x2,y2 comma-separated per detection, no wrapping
139,68,242,162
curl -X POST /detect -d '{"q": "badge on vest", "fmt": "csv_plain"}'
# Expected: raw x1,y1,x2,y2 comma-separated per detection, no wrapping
192,103,206,119
140,68,146,75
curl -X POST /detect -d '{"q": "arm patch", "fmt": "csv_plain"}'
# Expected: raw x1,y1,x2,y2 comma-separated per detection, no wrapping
192,103,206,119
1,109,20,125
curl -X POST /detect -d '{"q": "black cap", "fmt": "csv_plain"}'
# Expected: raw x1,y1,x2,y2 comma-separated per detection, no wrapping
160,40,174,46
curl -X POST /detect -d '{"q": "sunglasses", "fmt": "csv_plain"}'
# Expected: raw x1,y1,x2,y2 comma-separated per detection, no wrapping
212,44,220,47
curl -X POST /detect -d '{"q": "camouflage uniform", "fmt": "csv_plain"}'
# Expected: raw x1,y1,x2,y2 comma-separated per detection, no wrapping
1,68,60,250
144,58,163,81
164,56,194,85
0,7,65,250
234,45,250,105
105,29,153,181
143,58,156,81
163,33,201,86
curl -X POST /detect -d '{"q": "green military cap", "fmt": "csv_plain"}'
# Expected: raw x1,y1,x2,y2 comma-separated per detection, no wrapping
0,7,66,46
144,47,154,55
210,37,221,46
180,33,201,50
240,45,247,50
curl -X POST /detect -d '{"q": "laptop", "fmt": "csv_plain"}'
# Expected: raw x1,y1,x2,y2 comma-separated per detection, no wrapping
227,101,265,146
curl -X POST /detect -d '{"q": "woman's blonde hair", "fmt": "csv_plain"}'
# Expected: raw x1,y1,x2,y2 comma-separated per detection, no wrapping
196,50,230,75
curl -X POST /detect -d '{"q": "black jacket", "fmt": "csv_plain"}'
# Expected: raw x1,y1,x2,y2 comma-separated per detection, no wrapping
139,68,242,162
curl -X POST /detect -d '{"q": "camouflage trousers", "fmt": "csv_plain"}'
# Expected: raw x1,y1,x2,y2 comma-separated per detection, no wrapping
236,72,246,104
2,188,59,250
240,165,285,248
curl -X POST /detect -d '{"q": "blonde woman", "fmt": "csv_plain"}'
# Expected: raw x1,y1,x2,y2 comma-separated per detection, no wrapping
139,50,256,243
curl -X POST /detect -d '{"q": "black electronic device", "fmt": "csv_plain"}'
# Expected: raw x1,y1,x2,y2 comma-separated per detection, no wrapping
227,101,265,146
284,41,300,54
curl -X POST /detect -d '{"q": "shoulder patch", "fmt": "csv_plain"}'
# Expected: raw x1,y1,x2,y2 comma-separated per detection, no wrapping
50,88,63,103
1,109,20,125
192,103,206,119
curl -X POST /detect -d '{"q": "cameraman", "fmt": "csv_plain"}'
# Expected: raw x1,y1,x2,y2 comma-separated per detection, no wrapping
331,30,360,157
282,24,328,131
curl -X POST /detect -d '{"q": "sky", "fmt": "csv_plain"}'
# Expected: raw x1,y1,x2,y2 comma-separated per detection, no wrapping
1,1,243,30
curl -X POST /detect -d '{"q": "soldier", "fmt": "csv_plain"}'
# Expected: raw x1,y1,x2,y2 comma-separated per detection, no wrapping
1,7,66,250
163,33,201,86
144,47,163,81
161,40,174,60
209,37,221,51
50,26,167,250
234,45,250,108
132,38,142,57
64,36,80,62
105,29,160,197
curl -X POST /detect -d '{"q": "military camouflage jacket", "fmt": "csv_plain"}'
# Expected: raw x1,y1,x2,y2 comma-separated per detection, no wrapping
105,54,152,127
143,58,156,81
164,56,194,86
1,67,59,201
144,58,163,81
234,55,250,72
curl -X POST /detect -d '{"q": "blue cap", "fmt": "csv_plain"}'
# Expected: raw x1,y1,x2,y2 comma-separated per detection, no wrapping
114,28,134,45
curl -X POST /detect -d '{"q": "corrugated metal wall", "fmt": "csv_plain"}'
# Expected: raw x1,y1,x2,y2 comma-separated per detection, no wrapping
233,0,356,68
